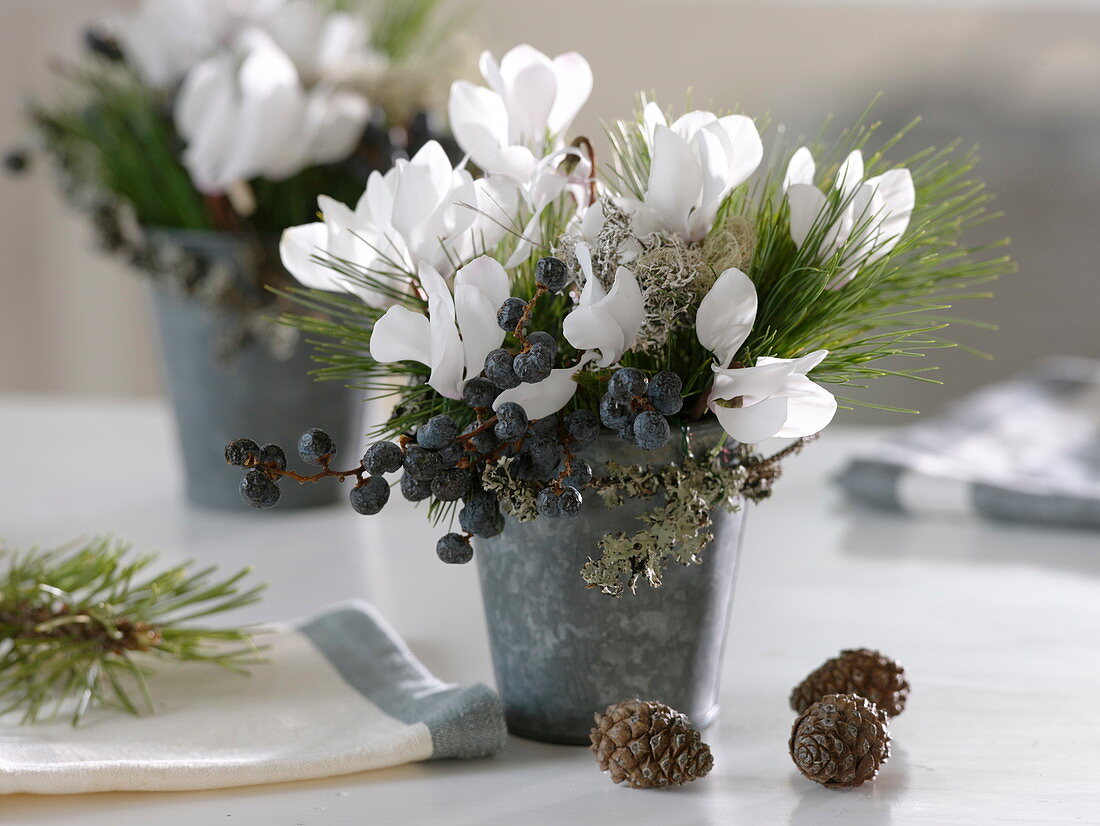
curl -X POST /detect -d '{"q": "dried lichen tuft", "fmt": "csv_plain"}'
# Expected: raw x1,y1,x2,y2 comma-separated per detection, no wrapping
558,199,758,357
702,213,756,285
582,452,748,597
481,456,541,522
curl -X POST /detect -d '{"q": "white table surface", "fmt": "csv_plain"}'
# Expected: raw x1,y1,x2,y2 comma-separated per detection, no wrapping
1,394,1098,825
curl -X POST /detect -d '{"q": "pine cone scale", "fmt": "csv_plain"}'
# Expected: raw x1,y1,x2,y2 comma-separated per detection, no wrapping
590,699,714,789
791,648,910,717
790,693,890,788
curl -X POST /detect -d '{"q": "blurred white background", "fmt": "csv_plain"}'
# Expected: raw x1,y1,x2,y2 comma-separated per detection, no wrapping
2,0,1098,420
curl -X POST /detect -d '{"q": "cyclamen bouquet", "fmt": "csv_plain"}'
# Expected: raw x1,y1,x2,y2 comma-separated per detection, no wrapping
227,44,1009,593
28,0,465,350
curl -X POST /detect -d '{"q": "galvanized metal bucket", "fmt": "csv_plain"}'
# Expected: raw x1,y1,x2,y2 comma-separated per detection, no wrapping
474,423,745,744
145,229,361,509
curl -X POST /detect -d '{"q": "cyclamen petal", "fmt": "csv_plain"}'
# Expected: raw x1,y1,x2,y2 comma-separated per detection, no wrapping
493,358,591,420
706,352,836,443
710,394,791,445
774,375,838,438
547,52,593,135
695,268,757,368
785,147,915,286
279,222,342,291
454,283,506,387
783,146,816,191
369,305,432,366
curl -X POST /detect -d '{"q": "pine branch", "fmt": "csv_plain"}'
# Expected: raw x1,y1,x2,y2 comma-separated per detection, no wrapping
0,537,266,726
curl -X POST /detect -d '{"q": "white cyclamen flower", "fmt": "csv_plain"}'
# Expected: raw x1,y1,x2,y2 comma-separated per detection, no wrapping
369,257,510,401
696,268,836,443
175,27,371,193
562,243,643,368
110,0,228,88
629,102,763,242
784,147,915,287
493,242,644,420
448,44,592,182
113,0,379,89
280,141,503,305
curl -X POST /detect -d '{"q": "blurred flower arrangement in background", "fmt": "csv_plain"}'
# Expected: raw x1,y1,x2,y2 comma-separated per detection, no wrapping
25,0,470,356
228,44,1012,593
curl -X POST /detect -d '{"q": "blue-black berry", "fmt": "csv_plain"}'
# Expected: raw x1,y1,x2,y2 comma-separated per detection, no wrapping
400,472,432,502
608,368,648,401
431,468,469,501
4,151,29,174
462,377,500,409
485,348,521,389
526,331,557,359
240,469,280,509
298,428,336,466
438,442,465,467
536,487,561,518
647,371,684,415
566,409,599,445
558,486,583,517
225,438,261,467
418,414,458,450
403,445,443,481
84,27,123,61
514,351,552,383
496,297,527,332
436,533,473,564
530,414,560,441
633,410,671,450
259,443,287,471
525,439,561,478
350,476,390,515
494,402,528,441
535,256,570,292
600,395,632,430
560,459,593,489
460,492,501,537
363,441,404,475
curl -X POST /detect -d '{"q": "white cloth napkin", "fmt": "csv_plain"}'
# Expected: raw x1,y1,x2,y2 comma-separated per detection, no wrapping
0,601,506,794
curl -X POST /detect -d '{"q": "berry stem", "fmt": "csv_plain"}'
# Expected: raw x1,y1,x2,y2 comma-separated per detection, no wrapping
513,285,546,344
455,416,498,441
246,457,364,485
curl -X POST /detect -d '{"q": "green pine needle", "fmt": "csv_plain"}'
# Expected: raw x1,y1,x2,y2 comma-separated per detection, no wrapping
0,537,266,726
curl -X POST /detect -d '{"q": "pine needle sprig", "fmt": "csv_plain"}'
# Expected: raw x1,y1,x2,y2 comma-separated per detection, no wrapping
0,537,266,726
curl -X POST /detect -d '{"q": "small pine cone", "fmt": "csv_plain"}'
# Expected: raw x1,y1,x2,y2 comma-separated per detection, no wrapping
589,699,714,789
791,648,910,717
789,693,890,788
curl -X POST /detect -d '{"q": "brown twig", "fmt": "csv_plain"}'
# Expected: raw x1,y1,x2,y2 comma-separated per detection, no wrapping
245,457,365,485
570,136,599,207
513,285,547,344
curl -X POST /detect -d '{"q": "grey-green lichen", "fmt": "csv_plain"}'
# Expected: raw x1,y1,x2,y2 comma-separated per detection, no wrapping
557,199,757,357
481,456,541,522
481,436,815,598
582,451,749,597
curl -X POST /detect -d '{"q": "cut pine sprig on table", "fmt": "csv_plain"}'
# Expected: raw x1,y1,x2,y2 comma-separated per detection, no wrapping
0,537,266,725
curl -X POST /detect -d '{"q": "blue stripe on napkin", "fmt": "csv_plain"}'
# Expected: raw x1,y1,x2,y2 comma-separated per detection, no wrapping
299,604,507,759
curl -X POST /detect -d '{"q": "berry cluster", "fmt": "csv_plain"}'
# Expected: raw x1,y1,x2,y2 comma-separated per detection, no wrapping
599,367,683,450
226,256,690,569
484,257,571,388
